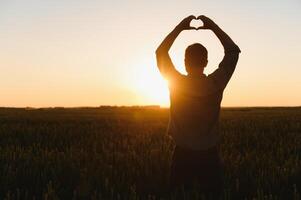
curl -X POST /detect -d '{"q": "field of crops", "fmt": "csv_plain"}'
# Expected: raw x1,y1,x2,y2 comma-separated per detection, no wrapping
0,107,300,200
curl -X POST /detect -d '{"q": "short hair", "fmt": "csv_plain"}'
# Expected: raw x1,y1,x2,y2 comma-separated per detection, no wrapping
185,43,208,68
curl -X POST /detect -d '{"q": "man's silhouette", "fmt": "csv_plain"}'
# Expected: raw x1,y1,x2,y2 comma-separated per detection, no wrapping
156,15,241,197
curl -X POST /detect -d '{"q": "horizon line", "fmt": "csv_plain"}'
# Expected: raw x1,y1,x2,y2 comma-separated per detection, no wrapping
1,105,300,109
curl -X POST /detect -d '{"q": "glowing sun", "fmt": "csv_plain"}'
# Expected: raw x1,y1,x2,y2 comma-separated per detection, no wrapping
130,65,170,107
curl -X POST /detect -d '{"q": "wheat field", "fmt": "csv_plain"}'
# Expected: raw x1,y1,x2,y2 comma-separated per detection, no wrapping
0,107,300,199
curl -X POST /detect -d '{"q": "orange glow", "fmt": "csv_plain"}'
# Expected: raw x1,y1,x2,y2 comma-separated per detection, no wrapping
0,1,300,107
128,63,170,107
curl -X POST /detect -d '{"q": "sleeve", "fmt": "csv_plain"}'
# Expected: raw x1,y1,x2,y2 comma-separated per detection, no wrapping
208,45,241,90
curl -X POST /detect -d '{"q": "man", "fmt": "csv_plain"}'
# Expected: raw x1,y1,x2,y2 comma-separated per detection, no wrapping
155,15,241,198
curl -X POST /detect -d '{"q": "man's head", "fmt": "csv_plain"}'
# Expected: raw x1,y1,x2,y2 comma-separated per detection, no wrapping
184,43,208,76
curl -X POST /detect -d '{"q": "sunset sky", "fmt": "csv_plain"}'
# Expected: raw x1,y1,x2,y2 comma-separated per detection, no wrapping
1,0,300,107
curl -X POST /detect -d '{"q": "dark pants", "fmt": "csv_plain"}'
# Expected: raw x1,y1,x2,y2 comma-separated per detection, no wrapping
169,145,224,199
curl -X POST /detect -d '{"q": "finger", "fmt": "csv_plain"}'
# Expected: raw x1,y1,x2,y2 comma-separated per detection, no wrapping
196,26,208,30
187,15,197,20
197,15,205,20
188,26,198,30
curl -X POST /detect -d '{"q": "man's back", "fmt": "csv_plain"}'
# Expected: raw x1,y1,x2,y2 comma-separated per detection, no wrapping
168,74,223,150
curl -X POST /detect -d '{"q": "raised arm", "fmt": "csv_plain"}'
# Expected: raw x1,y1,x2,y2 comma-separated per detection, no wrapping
198,15,241,89
156,16,196,80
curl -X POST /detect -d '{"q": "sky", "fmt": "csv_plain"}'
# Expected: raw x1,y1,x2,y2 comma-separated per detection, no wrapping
0,0,300,107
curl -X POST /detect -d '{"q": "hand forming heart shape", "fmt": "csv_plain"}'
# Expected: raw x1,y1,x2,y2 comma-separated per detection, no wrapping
178,15,213,31
190,18,204,30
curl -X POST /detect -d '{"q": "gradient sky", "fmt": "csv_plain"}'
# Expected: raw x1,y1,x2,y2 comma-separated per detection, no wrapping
1,0,300,107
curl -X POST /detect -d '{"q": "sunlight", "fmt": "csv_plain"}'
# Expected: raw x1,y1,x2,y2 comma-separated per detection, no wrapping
129,64,170,107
